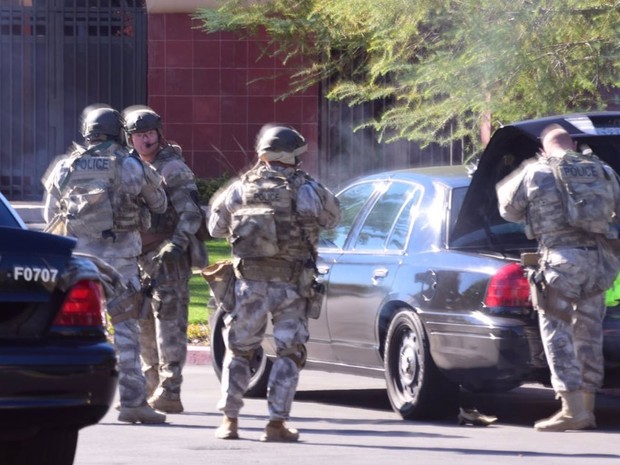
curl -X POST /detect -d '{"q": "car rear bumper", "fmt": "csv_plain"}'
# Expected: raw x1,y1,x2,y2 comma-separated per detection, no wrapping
0,341,118,438
429,318,547,390
430,310,620,390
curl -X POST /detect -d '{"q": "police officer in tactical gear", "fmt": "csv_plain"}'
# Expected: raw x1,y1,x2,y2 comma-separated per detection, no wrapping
42,103,168,424
208,124,341,442
497,124,620,432
123,105,208,415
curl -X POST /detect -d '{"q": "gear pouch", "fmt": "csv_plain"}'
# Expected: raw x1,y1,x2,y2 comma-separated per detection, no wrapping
230,206,279,258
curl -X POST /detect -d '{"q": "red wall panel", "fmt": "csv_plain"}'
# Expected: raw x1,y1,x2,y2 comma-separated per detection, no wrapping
147,13,319,180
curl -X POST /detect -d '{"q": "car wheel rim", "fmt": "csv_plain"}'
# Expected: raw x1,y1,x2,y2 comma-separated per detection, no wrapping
398,328,419,396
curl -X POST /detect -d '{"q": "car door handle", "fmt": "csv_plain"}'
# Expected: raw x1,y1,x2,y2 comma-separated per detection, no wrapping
316,265,330,275
372,268,389,280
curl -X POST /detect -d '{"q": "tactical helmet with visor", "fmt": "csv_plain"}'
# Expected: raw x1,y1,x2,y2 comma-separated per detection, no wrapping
123,106,163,149
124,107,162,135
256,125,307,165
81,105,122,143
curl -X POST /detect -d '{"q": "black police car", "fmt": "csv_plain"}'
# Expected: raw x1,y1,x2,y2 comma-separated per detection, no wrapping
210,112,620,421
0,193,118,465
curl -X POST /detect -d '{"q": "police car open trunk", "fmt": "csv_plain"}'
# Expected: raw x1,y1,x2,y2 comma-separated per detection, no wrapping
451,111,620,256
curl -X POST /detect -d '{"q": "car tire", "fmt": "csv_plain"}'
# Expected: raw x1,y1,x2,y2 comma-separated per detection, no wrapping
384,309,458,420
209,307,272,398
0,428,78,465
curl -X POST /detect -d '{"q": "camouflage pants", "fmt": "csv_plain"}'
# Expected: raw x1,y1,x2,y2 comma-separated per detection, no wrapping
218,279,309,421
539,248,606,393
107,257,147,408
138,248,191,398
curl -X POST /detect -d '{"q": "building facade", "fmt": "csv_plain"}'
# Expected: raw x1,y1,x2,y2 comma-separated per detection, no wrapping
0,0,459,200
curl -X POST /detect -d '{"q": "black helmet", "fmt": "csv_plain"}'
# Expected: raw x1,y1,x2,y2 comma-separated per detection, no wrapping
255,125,307,165
81,104,122,141
123,106,162,135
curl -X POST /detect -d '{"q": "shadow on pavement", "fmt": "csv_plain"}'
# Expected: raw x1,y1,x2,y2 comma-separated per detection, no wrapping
295,385,620,430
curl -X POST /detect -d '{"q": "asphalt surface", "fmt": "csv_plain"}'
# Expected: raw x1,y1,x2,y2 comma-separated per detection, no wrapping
74,364,620,465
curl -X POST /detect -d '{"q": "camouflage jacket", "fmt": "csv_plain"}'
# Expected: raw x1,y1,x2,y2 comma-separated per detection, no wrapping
43,141,167,258
209,163,341,262
497,152,620,249
138,144,208,266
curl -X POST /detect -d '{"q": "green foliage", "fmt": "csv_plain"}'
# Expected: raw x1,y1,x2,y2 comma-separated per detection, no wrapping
196,175,231,205
194,0,620,152
188,239,231,325
187,239,232,344
188,272,210,325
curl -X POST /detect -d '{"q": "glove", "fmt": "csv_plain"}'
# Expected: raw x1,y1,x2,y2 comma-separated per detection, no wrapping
154,241,184,264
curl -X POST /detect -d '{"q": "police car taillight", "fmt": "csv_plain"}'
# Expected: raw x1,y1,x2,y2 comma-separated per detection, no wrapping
484,263,531,308
54,280,105,327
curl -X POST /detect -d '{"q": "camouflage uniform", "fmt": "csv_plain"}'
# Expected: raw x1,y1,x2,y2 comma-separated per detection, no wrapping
43,141,167,411
497,150,620,394
137,144,208,406
209,163,340,424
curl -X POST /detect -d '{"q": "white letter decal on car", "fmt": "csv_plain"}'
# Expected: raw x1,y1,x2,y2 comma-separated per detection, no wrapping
13,266,59,282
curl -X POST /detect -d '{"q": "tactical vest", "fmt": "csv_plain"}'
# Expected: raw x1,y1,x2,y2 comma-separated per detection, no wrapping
231,166,310,260
548,150,616,237
148,145,182,235
57,143,142,239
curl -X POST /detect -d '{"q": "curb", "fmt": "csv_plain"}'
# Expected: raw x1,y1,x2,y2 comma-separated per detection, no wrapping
187,345,211,365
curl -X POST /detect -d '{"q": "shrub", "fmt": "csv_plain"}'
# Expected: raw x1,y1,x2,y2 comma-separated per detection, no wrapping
196,175,231,205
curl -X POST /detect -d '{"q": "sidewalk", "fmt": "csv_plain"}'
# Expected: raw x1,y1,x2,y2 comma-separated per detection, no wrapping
11,200,211,366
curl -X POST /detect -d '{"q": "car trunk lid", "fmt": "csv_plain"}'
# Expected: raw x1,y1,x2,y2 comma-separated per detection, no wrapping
451,112,620,248
0,227,76,338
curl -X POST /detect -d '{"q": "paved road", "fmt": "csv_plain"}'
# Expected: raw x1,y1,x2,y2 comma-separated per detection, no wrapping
74,365,620,465
13,202,620,464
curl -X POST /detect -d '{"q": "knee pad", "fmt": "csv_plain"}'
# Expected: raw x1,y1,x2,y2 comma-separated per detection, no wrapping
231,348,256,362
277,344,307,369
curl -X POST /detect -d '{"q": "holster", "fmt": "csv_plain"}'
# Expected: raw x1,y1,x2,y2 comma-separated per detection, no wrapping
521,253,572,323
201,260,236,312
526,268,547,312
298,261,324,319
139,278,155,320
305,280,325,319
106,276,142,325
521,252,545,312
107,291,141,324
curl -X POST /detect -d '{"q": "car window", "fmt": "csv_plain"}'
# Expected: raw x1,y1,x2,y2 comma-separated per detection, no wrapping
448,185,535,250
448,187,468,238
386,186,422,250
0,193,23,228
353,181,415,251
320,181,378,249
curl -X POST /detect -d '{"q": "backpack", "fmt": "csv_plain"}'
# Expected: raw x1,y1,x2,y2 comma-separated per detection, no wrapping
56,142,144,239
230,167,298,259
549,150,616,236
57,146,118,238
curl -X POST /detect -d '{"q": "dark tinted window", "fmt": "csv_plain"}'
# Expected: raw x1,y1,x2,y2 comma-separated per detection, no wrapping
448,187,467,238
448,186,534,250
